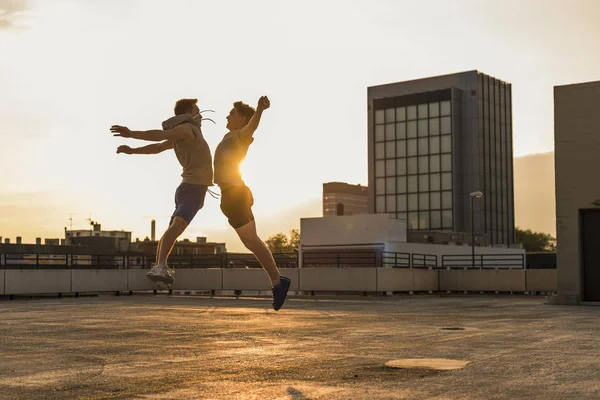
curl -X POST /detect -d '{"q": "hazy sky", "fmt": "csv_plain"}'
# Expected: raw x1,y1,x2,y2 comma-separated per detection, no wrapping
1,0,599,250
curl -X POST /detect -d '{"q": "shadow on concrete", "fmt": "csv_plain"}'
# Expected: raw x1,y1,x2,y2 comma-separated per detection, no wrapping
287,386,310,400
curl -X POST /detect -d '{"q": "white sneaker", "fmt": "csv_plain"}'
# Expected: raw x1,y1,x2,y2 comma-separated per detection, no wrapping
147,265,175,285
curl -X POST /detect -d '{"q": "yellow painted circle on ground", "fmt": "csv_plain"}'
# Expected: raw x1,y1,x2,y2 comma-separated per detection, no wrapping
385,358,470,370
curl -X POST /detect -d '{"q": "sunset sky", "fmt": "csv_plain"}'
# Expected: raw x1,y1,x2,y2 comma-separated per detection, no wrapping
1,0,599,250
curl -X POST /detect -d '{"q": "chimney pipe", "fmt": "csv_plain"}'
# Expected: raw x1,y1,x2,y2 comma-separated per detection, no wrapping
151,219,156,241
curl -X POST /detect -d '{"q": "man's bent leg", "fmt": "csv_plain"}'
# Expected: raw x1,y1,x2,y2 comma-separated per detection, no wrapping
155,237,163,265
235,220,281,286
157,216,189,266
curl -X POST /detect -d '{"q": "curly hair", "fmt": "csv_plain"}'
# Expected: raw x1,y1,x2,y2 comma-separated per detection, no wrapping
174,98,198,116
233,101,255,123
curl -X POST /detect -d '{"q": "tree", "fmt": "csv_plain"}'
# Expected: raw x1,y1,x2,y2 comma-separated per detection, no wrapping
515,227,556,252
289,229,300,249
266,229,299,253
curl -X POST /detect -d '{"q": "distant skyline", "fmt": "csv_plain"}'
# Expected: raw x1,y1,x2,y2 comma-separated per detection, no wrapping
1,0,599,250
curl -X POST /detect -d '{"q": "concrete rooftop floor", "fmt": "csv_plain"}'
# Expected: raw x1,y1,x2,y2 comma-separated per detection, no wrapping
0,294,599,400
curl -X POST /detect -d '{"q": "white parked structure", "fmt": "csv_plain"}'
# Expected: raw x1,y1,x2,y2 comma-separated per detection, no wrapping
300,214,525,268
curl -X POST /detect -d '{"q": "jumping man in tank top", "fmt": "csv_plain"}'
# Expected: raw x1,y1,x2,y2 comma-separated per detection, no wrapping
214,96,291,311
111,99,213,287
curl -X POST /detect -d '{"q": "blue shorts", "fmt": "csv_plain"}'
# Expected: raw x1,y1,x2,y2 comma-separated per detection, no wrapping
170,183,208,225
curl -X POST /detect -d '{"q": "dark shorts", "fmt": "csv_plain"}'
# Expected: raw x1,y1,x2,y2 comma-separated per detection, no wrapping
220,185,255,229
170,183,208,225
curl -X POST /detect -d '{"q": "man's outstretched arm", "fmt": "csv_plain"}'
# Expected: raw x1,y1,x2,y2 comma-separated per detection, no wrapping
116,140,174,155
239,96,270,142
111,124,194,142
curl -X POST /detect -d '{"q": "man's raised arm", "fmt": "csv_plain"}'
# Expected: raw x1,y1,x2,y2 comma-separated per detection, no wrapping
239,96,270,142
111,124,194,142
116,140,174,155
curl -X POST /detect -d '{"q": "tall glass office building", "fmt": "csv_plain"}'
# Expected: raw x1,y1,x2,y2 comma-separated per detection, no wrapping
368,71,515,246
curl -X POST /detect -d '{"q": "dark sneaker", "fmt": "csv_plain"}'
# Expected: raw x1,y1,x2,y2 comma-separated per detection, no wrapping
272,277,291,311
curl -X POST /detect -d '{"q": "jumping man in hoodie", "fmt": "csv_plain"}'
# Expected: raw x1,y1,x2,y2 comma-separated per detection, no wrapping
111,98,213,286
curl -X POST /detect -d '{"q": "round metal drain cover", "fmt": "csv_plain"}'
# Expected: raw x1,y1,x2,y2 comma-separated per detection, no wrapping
441,327,465,331
385,359,470,371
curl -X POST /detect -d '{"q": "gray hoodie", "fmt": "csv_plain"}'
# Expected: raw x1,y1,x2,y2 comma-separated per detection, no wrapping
162,115,213,186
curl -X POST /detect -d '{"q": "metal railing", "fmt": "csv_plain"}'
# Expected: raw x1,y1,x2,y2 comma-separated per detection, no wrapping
441,254,526,269
302,251,378,268
411,253,438,268
0,252,297,269
381,252,410,268
0,251,534,270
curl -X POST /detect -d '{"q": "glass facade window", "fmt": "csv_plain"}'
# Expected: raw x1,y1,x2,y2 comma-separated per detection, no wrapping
386,177,396,193
419,212,429,230
397,176,407,193
419,174,429,192
441,135,452,152
376,196,385,212
376,142,385,159
385,108,395,122
396,107,406,121
441,101,451,116
407,121,417,138
442,210,453,228
408,175,418,193
418,156,429,174
408,212,419,230
407,139,417,157
396,159,406,175
376,125,385,141
419,193,429,210
431,211,441,229
396,140,406,157
385,123,395,141
430,173,441,191
386,195,396,212
386,142,395,158
442,191,452,209
418,119,428,137
408,194,418,211
418,138,428,154
373,97,454,230
407,157,418,174
418,104,428,119
429,102,439,117
429,118,440,135
397,194,407,211
386,159,395,175
441,116,452,134
376,160,385,177
441,154,452,172
430,155,440,172
429,136,440,153
442,172,452,190
376,178,385,195
396,122,406,139
430,192,441,209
